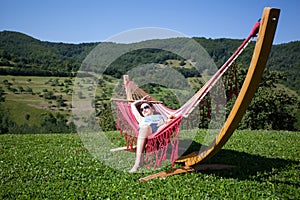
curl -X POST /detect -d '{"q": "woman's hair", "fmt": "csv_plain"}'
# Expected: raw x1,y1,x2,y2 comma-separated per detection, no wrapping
137,102,155,116
146,102,153,108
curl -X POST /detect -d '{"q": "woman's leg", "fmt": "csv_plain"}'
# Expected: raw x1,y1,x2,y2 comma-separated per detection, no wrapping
129,125,152,173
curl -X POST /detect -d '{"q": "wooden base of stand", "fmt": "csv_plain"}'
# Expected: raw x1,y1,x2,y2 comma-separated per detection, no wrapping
139,163,237,182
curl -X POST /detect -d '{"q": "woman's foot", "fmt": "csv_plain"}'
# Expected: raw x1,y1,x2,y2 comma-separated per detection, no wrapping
129,165,140,173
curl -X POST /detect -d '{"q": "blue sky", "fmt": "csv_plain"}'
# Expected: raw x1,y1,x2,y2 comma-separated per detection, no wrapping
1,0,299,44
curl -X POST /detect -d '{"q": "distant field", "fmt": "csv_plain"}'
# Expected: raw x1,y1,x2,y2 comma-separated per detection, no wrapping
0,130,299,199
0,75,75,125
0,75,203,126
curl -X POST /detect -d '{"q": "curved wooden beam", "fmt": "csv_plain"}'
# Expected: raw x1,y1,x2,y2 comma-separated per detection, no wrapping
185,7,280,166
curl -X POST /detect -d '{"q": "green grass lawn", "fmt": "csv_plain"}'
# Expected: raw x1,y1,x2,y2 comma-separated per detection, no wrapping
1,130,299,199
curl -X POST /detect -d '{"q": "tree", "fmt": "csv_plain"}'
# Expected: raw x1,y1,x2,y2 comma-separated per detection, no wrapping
0,87,5,102
0,112,17,134
0,89,17,134
240,87,297,130
40,112,71,133
25,114,30,121
97,102,115,131
238,70,299,130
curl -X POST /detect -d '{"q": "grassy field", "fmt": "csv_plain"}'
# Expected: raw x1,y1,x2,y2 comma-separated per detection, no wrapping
0,75,75,125
1,130,299,199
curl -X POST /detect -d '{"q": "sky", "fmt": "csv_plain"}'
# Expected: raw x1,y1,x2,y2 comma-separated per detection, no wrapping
1,0,299,44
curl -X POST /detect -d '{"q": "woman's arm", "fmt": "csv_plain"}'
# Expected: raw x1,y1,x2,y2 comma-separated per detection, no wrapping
130,95,152,123
130,98,148,123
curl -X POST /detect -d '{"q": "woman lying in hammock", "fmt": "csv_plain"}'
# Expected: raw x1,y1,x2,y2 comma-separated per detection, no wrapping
129,95,173,173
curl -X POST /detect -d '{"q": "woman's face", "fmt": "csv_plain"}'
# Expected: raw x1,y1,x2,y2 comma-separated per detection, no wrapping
140,103,153,116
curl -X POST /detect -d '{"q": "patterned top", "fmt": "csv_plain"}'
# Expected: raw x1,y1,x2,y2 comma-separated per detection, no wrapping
140,114,164,133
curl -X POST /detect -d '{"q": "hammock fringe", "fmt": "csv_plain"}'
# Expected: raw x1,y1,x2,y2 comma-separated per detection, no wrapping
116,103,183,168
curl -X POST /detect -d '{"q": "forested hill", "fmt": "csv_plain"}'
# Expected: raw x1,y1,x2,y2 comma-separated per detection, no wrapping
0,31,97,76
267,41,300,94
0,30,299,94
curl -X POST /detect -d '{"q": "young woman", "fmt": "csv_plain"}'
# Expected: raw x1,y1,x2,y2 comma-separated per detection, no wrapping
129,96,166,173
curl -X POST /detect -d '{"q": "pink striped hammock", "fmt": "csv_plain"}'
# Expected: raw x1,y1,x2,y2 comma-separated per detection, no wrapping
113,20,260,169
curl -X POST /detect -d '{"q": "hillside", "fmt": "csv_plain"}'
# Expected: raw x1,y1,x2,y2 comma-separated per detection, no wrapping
267,41,300,94
0,31,97,76
0,31,299,132
0,30,300,94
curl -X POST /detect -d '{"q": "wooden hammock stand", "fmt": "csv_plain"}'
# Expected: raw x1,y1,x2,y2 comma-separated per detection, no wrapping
112,7,280,181
137,7,280,181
